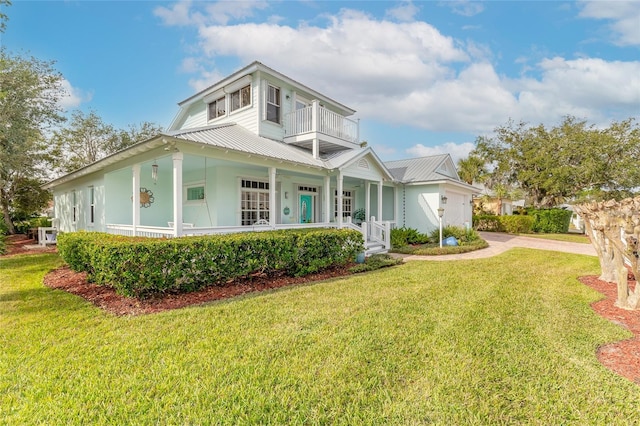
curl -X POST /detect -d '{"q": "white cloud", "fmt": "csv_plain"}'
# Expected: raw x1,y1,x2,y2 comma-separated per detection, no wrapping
154,0,268,26
161,3,639,138
578,0,640,46
58,79,91,109
407,142,475,163
441,1,485,17
385,1,420,22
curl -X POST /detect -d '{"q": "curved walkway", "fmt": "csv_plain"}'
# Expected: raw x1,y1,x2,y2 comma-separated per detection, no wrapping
396,232,597,262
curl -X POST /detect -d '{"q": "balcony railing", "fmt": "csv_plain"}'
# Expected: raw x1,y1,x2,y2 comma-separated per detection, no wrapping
285,100,359,144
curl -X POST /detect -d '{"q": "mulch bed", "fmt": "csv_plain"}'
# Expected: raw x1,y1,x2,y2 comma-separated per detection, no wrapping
2,233,639,383
579,272,640,384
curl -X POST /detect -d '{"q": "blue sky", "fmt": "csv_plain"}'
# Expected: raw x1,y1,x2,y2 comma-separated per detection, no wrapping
3,0,639,162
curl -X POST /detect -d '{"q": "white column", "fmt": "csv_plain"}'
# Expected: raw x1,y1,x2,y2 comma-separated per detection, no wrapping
337,172,343,228
269,167,276,228
132,164,140,236
312,137,319,159
365,181,371,222
172,152,184,237
378,180,383,221
324,175,330,223
393,185,398,227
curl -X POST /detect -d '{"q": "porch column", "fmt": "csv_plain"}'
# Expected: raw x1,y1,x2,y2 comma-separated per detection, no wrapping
394,185,399,226
269,167,276,227
337,171,344,228
132,164,140,236
365,181,371,222
311,100,319,159
324,175,330,223
378,180,383,221
172,152,183,237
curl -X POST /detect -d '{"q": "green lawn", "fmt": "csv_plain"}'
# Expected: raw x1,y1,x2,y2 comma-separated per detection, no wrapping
519,232,592,244
1,251,638,424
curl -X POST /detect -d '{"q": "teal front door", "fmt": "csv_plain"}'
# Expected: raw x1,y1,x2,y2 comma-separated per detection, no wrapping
300,194,314,223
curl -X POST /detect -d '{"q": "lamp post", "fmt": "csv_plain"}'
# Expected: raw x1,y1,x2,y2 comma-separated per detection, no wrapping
437,207,445,248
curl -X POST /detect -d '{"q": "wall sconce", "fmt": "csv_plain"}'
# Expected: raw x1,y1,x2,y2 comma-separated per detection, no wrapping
151,161,158,184
284,191,289,199
286,94,291,100
441,195,448,204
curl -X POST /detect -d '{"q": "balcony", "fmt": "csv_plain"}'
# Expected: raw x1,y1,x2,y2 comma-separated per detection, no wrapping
284,100,360,155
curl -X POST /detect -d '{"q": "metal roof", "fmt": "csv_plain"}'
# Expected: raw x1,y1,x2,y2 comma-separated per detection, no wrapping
385,154,452,183
170,124,327,168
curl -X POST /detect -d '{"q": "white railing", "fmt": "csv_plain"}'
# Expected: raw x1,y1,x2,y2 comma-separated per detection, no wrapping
343,216,367,245
106,222,339,238
285,102,359,144
368,216,391,250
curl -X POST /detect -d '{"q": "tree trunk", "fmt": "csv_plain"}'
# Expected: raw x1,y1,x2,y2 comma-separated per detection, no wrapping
584,219,616,282
0,191,16,234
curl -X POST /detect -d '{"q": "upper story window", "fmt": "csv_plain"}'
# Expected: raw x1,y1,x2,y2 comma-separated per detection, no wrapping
266,85,280,124
230,85,251,112
208,96,226,120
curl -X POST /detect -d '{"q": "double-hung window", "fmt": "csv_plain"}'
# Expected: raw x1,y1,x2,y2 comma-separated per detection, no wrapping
230,84,251,112
240,179,269,226
208,96,226,120
266,85,280,123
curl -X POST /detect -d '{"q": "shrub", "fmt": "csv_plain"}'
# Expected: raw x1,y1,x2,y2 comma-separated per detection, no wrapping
473,215,503,232
57,228,364,298
390,227,430,248
14,217,52,235
528,208,572,233
499,215,535,234
430,225,481,244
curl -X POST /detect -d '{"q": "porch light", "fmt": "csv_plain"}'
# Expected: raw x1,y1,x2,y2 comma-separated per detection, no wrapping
441,195,448,204
151,161,158,184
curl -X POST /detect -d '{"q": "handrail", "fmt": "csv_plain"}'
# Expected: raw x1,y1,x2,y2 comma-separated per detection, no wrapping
368,217,391,250
285,104,358,143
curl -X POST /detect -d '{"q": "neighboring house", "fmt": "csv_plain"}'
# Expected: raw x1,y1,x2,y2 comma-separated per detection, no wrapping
473,184,513,216
44,61,476,253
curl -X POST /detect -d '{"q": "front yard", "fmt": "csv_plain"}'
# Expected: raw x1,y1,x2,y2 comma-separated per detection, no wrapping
1,251,639,424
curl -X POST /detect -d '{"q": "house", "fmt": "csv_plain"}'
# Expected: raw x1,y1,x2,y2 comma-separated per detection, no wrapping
472,184,514,216
44,62,476,253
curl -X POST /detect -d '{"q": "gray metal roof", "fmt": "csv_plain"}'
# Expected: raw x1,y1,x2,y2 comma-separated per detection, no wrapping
170,124,327,169
385,154,452,183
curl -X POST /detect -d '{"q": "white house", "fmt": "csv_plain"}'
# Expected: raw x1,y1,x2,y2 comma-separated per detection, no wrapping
44,61,476,253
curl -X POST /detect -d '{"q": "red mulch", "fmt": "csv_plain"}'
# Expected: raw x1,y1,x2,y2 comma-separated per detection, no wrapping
1,234,57,257
580,272,640,384
3,234,639,383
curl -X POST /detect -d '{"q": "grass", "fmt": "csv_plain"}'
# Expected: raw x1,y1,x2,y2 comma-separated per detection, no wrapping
519,232,592,244
2,251,639,424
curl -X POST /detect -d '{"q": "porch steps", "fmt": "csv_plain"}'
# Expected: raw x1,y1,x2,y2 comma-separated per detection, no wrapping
365,242,388,256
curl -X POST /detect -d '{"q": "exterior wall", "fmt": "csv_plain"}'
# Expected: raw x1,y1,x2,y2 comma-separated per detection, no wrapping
401,185,441,234
53,175,105,233
382,186,395,222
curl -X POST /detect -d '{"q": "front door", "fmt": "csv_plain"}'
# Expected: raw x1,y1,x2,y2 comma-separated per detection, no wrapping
300,194,314,223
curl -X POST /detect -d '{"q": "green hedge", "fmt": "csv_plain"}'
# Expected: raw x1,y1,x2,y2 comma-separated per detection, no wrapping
473,215,504,232
57,229,364,298
498,215,535,234
528,208,572,233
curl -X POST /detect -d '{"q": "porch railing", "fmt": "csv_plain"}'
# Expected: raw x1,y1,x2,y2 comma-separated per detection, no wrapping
367,217,391,250
285,102,359,144
106,222,338,238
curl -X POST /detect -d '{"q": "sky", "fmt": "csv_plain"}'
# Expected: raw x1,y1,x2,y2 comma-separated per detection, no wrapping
2,0,639,163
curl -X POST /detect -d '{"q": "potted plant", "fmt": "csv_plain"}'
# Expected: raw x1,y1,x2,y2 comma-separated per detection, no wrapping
353,208,366,225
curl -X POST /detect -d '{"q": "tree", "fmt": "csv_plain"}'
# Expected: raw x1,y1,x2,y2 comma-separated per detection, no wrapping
52,110,164,174
456,154,486,185
574,197,640,310
0,0,10,34
0,49,65,233
473,116,640,208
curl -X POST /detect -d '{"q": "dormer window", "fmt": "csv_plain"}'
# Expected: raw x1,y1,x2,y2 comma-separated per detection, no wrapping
208,96,226,120
266,84,280,123
230,84,251,112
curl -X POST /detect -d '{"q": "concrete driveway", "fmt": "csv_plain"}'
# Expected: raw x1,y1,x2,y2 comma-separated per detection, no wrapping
397,232,597,261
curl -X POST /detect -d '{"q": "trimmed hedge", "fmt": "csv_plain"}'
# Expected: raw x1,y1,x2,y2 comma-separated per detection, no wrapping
528,208,572,233
57,228,364,298
498,215,535,234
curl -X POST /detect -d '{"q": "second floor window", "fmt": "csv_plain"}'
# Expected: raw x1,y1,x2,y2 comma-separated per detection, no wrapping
266,85,280,123
208,96,226,120
230,85,251,112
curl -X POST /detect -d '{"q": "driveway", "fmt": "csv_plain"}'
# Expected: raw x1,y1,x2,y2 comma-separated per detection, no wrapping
397,232,597,261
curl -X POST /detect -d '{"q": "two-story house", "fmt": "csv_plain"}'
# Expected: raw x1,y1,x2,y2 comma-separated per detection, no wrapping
45,62,476,253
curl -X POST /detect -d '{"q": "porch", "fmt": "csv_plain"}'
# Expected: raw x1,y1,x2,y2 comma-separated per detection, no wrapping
284,100,360,156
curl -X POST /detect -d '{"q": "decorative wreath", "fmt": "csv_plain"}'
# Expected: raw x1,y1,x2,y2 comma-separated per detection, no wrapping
139,187,155,208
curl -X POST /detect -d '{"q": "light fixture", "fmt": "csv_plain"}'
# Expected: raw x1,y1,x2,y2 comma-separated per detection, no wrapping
151,161,158,184
441,195,448,204
437,207,445,248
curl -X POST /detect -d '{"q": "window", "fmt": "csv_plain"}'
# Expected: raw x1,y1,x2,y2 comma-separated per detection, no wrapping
298,185,317,193
334,190,353,218
241,179,269,226
266,85,280,123
72,190,77,223
230,84,251,112
208,96,226,120
89,187,95,225
185,183,205,203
